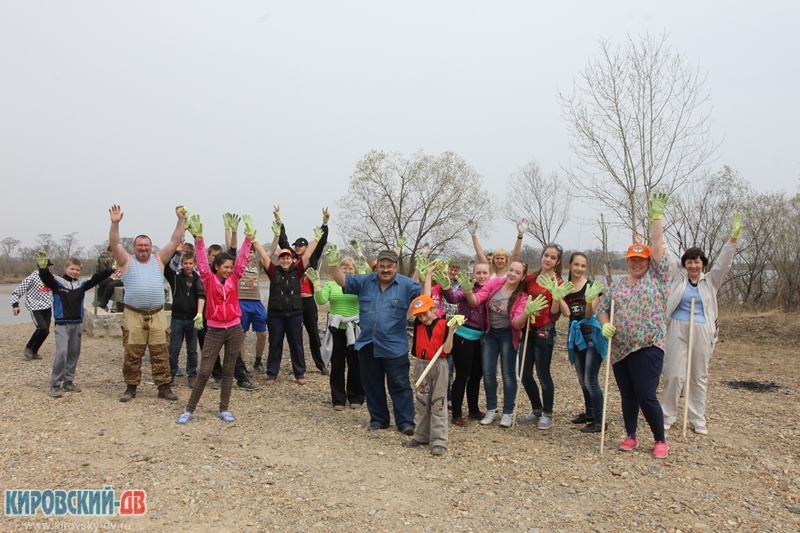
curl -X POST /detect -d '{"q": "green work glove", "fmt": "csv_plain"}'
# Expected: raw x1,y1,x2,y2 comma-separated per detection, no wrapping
396,236,407,250
193,313,203,330
584,281,604,303
552,280,574,301
112,261,119,271
306,267,321,288
456,271,474,293
313,226,323,241
467,220,477,236
242,214,255,237
432,269,450,291
731,212,742,239
537,275,558,296
322,208,330,225
649,193,670,221
272,205,281,222
447,314,466,328
602,323,616,339
325,244,340,267
186,215,203,238
222,212,232,230
415,252,431,279
271,220,282,237
524,294,548,318
349,239,361,252
35,250,49,269
230,213,241,232
355,256,368,274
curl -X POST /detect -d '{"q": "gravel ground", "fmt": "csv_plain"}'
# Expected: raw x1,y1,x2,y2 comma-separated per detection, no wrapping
0,311,798,532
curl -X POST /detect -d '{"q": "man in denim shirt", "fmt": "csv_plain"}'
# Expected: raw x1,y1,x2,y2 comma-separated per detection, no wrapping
330,249,421,434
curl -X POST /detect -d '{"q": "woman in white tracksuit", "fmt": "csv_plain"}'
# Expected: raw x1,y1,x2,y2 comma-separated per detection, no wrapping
661,214,741,435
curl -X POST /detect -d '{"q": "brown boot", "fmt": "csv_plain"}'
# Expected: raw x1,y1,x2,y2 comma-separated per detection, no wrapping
119,385,137,402
158,384,178,401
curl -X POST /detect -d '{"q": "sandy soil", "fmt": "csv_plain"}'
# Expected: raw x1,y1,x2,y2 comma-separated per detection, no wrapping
0,311,798,532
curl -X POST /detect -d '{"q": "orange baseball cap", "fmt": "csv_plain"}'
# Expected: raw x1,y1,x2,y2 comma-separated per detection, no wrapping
410,295,434,316
278,248,294,257
625,243,651,259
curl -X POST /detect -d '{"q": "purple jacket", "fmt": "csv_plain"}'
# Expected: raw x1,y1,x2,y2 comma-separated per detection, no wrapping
442,284,487,332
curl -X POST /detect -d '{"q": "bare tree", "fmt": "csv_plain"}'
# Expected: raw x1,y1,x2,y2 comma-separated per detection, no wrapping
667,166,748,269
34,234,57,256
336,150,495,275
58,232,84,259
505,159,572,248
559,32,719,241
723,191,783,308
1,237,21,257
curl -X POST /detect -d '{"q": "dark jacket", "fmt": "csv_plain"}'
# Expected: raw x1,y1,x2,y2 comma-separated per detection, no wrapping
39,267,112,324
164,268,206,320
265,261,303,317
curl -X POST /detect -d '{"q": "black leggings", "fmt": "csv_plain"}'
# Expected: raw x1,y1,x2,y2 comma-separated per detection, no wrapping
449,334,483,419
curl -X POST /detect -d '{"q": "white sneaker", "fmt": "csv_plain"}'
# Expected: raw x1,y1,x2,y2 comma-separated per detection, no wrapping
537,413,554,430
480,409,499,426
518,411,539,425
499,413,513,428
663,423,672,431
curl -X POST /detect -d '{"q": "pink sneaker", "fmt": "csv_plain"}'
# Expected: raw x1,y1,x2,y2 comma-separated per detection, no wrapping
653,441,669,459
618,435,639,451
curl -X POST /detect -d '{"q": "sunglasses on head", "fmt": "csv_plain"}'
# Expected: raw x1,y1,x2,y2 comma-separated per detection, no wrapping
546,243,564,253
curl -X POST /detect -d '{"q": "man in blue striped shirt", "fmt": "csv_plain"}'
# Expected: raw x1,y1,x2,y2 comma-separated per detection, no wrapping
109,204,187,403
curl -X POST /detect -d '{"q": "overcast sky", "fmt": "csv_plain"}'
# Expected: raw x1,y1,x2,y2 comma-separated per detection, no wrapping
1,1,798,256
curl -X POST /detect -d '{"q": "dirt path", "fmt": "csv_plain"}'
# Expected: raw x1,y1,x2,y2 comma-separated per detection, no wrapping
0,311,798,532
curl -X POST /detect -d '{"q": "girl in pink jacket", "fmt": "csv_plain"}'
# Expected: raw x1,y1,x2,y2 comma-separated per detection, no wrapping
463,260,529,428
178,213,254,424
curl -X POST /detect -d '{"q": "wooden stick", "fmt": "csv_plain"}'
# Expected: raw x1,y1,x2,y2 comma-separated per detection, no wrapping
511,324,532,428
600,300,615,455
682,298,696,438
413,345,445,389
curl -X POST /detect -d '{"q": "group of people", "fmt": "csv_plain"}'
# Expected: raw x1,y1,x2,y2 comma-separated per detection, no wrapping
11,195,740,458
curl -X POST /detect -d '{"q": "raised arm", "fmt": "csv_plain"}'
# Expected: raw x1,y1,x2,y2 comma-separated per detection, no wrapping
155,206,188,265
648,193,668,265
303,226,324,263
468,219,488,263
108,205,131,271
511,219,528,261
326,245,345,287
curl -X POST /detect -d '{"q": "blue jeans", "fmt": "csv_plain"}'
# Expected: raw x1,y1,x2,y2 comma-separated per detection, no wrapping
358,343,415,430
573,341,603,420
480,328,517,414
169,317,198,379
520,326,555,414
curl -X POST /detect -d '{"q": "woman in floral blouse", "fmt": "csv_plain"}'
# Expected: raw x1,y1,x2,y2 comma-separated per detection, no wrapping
597,193,672,459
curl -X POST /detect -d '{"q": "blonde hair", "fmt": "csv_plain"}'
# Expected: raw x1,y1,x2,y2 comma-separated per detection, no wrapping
491,248,510,274
339,257,356,268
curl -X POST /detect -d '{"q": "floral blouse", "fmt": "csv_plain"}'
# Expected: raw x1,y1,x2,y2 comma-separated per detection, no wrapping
596,256,671,363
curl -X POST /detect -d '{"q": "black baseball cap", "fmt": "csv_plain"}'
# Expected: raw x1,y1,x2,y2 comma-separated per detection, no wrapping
292,238,309,247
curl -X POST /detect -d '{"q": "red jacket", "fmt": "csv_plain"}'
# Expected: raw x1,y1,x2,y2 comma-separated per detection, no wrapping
412,317,450,360
196,236,252,328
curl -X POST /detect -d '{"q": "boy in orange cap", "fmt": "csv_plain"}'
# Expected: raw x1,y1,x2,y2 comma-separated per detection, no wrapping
405,264,463,455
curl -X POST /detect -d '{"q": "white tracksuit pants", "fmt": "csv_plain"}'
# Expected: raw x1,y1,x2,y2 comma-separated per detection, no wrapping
661,318,716,428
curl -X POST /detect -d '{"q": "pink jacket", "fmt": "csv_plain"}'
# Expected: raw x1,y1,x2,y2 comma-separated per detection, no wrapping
196,236,252,328
470,276,527,349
